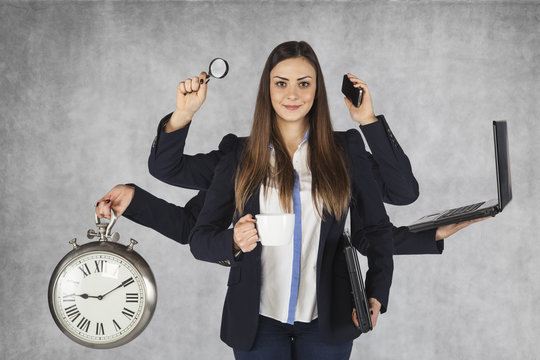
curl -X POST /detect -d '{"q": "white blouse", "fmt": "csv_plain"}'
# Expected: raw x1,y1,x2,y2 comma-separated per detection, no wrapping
259,132,322,324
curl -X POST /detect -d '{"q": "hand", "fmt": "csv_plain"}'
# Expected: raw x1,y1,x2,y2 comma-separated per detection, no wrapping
65,293,100,300
233,214,258,253
98,277,135,299
368,298,381,328
435,217,490,241
166,72,208,132
343,74,377,126
352,298,382,329
95,184,135,220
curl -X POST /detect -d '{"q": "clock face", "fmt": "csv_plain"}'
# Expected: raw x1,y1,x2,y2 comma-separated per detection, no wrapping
51,251,147,345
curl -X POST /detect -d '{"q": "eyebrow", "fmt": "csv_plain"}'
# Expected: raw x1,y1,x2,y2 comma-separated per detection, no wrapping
273,76,313,81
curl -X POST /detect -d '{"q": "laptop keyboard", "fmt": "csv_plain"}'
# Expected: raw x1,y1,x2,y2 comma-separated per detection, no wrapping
438,202,484,219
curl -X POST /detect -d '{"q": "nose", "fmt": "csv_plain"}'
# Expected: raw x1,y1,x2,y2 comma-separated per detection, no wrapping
286,85,299,100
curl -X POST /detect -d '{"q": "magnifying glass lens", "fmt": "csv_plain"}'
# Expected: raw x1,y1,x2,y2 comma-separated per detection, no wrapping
209,58,229,79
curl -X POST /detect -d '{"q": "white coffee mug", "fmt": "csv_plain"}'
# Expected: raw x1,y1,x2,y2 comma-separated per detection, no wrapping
255,214,295,246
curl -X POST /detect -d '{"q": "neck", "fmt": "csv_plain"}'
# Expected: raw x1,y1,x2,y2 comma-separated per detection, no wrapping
276,118,309,157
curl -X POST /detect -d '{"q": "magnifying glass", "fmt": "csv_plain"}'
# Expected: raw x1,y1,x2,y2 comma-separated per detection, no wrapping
201,58,229,84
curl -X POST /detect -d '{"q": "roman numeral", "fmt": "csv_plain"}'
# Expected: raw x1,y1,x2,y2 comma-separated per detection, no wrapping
65,304,81,322
122,277,134,287
122,307,135,320
113,319,121,331
126,293,139,303
95,322,105,336
77,317,91,332
94,260,106,273
79,263,91,277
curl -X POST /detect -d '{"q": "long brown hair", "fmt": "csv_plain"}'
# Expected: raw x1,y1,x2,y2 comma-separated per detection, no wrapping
235,41,350,220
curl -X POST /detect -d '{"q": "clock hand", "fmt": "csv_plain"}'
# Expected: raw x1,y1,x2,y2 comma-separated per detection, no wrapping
99,277,134,299
65,293,101,299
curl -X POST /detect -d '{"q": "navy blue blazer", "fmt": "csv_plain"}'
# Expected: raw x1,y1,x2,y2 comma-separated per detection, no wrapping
122,184,441,256
146,113,442,256
149,114,419,204
188,129,393,350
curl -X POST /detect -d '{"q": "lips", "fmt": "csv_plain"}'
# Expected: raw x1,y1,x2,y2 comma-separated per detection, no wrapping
284,105,301,111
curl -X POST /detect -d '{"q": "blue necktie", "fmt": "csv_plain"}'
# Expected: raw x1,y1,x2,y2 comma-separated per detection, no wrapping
287,170,302,324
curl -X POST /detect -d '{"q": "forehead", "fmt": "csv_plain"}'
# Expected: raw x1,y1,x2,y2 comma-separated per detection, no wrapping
270,57,316,78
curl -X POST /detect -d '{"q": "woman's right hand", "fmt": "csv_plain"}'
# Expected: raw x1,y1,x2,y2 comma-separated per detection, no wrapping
166,72,208,132
95,184,135,220
233,214,259,253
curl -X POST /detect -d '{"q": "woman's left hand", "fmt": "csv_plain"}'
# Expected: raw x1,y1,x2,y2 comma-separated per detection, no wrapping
343,74,378,126
352,297,382,328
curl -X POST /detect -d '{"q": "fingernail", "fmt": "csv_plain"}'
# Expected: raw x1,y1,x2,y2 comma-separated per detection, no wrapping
95,202,99,207
105,199,110,204
370,310,374,315
200,78,204,84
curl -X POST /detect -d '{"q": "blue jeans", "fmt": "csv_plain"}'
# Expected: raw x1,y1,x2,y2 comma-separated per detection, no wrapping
233,315,353,360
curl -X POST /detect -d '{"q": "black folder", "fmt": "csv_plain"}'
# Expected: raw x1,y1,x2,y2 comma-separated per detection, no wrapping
342,232,372,333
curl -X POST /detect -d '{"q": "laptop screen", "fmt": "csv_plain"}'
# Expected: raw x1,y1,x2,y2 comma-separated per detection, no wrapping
494,121,512,210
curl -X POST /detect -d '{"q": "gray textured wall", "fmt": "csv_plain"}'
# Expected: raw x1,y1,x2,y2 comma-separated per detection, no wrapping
1,1,539,359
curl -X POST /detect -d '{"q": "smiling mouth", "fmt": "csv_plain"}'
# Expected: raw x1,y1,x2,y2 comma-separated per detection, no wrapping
284,105,301,111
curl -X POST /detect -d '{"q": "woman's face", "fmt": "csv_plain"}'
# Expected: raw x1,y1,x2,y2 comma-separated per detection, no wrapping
269,57,317,126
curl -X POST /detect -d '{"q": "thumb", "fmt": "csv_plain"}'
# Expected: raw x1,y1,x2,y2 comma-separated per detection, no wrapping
198,72,208,99
239,213,255,223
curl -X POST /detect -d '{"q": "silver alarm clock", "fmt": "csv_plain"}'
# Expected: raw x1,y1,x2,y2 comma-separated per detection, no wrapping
48,210,157,348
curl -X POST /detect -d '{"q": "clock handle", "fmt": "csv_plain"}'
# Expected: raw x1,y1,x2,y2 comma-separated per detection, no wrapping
93,208,118,241
105,209,118,237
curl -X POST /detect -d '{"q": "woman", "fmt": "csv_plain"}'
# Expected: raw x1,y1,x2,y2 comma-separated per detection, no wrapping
188,41,393,359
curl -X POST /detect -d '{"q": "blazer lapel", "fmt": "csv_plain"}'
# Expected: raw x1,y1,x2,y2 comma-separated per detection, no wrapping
316,212,334,277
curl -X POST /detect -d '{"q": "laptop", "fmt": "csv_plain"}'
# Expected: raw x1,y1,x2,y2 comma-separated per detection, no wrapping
408,121,512,233
342,231,372,333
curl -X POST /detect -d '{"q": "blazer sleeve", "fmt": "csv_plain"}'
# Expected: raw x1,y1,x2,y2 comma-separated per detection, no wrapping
392,227,443,255
122,184,201,244
345,129,394,313
360,115,419,205
189,150,239,266
148,112,238,190
352,221,443,256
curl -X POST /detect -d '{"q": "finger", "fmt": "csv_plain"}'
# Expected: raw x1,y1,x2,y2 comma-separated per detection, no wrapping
347,74,366,85
178,82,187,95
370,310,378,328
243,242,257,253
352,308,359,327
239,228,258,239
245,232,259,244
199,71,208,84
238,214,256,223
191,76,200,92
470,217,490,224
236,230,259,246
197,72,208,98
96,200,111,219
184,78,193,93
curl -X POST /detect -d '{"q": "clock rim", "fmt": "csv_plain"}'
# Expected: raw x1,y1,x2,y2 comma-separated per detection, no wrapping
48,241,157,349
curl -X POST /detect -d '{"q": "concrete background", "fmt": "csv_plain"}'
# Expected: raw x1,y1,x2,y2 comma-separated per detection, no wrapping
1,1,539,359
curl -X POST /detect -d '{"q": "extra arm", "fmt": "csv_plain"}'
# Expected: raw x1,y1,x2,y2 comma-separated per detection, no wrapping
360,115,419,205
345,129,394,313
148,112,238,190
188,150,239,266
122,184,202,244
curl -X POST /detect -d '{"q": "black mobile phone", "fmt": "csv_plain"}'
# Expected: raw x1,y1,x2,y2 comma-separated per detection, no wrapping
341,74,363,107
